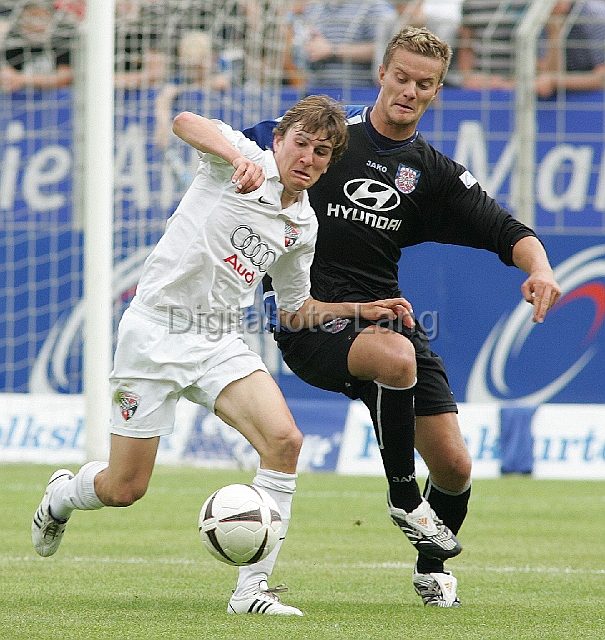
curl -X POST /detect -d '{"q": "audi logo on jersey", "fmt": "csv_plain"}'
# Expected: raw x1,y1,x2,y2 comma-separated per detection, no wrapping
343,179,401,212
229,224,277,273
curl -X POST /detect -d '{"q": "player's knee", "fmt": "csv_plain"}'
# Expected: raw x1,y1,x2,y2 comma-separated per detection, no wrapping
280,426,303,460
437,453,472,492
376,347,416,388
104,479,149,507
266,425,303,468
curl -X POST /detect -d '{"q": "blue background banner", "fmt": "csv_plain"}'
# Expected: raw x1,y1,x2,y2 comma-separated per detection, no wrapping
1,88,604,401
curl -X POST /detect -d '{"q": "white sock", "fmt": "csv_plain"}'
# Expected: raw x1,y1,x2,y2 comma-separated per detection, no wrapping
49,461,107,520
233,468,297,597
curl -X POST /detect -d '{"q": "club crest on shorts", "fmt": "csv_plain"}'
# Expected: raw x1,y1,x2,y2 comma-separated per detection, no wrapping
117,391,140,421
284,222,300,247
322,317,350,333
395,164,420,194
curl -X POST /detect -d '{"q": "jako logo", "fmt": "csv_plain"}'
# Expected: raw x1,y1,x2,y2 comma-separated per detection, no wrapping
467,245,605,405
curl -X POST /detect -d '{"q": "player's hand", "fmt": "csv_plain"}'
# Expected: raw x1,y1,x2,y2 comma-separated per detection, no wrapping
521,270,561,323
360,297,415,328
231,157,265,193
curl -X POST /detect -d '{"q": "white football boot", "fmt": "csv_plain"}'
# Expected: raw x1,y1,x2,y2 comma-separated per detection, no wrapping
388,495,462,560
413,563,461,607
32,469,74,557
228,581,303,616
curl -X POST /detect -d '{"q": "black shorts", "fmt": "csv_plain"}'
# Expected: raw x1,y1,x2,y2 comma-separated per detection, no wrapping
275,317,457,416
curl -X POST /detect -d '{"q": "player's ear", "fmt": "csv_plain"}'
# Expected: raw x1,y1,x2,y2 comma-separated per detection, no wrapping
272,134,283,152
431,83,443,101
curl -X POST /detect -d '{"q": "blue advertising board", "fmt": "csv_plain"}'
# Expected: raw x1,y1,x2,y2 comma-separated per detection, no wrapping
1,87,604,403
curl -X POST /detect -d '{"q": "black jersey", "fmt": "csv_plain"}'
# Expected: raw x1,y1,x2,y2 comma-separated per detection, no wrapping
244,106,537,309
307,108,536,303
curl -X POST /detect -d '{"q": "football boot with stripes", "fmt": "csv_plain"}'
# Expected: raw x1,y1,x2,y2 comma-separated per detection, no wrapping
227,581,303,616
413,563,461,607
32,469,74,557
388,495,462,560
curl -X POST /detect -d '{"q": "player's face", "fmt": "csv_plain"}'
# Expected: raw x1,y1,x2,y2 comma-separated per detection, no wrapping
273,125,333,198
373,47,443,139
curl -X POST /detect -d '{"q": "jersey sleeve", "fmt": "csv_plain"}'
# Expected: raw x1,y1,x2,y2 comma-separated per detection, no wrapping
425,152,538,266
267,225,317,314
201,121,265,166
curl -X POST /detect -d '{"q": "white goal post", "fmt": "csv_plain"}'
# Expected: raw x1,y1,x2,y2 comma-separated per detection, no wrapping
82,0,114,460
514,0,558,229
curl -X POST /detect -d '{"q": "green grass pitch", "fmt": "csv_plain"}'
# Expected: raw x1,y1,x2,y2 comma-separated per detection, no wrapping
1,464,604,639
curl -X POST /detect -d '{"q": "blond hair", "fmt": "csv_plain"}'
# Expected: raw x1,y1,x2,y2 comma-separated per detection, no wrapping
383,26,452,84
273,94,349,165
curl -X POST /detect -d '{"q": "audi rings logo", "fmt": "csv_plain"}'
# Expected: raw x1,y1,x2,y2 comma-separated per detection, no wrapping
230,225,276,272
467,245,605,405
343,179,401,212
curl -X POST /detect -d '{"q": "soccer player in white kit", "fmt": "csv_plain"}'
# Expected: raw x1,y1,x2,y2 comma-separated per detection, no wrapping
31,95,414,616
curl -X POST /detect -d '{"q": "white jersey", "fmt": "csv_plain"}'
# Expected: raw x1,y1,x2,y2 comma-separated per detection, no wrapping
133,121,318,333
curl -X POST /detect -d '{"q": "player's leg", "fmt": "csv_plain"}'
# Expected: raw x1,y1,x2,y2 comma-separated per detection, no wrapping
32,308,178,557
94,434,160,506
415,413,472,563
347,325,421,511
349,325,461,560
411,329,472,606
276,321,461,559
213,370,303,616
32,434,159,557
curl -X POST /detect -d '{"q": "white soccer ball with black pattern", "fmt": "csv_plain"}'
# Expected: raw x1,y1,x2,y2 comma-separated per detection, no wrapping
198,484,282,566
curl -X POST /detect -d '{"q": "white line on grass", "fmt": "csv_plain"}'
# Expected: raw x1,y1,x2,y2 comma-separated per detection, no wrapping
3,555,604,575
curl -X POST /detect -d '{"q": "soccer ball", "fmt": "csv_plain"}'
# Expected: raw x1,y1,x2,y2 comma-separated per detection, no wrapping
198,483,282,566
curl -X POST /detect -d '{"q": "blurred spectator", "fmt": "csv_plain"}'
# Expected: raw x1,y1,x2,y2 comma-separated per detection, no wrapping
114,0,169,89
300,0,397,87
153,31,230,150
166,0,257,88
373,1,462,84
53,0,85,23
282,1,309,87
0,0,75,92
0,4,11,42
457,0,528,90
536,0,605,98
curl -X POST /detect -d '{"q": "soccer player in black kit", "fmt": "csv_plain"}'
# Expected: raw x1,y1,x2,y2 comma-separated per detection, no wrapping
247,26,561,607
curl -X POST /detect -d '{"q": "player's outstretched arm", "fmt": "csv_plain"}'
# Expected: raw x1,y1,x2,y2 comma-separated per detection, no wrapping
278,296,415,331
513,236,562,323
172,111,264,193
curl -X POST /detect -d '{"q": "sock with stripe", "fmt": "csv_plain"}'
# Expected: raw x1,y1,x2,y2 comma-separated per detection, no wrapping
232,468,297,597
360,380,421,513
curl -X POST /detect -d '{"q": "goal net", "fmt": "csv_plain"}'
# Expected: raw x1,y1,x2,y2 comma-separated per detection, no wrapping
0,0,290,394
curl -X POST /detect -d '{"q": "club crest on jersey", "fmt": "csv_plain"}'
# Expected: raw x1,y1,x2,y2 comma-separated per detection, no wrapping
117,391,140,421
285,222,300,247
395,164,420,194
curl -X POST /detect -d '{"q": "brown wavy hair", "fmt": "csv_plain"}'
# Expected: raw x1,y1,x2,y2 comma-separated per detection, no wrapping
273,94,349,165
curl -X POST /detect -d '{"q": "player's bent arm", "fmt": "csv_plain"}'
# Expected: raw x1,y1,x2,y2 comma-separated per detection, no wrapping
278,296,415,331
172,111,264,192
512,236,562,323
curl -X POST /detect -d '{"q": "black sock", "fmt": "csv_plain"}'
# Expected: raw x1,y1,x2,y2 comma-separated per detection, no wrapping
360,381,421,512
416,478,472,574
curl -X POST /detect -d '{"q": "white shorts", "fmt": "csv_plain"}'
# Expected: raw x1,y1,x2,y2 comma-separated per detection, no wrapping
109,306,268,438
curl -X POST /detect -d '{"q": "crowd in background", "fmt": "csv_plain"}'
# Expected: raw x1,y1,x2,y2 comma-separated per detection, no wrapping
1,1,605,98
